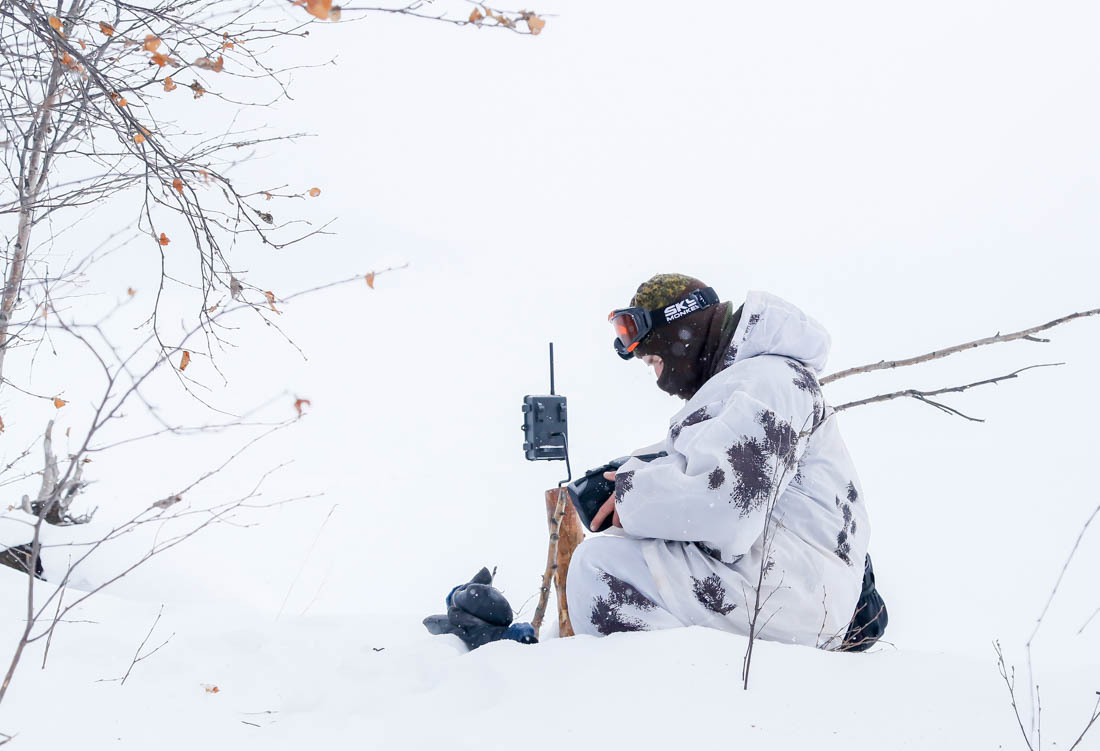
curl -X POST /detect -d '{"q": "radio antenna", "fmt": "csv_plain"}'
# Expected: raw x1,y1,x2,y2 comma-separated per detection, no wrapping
549,342,556,395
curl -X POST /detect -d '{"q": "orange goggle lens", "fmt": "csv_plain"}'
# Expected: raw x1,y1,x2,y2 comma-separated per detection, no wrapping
608,311,640,348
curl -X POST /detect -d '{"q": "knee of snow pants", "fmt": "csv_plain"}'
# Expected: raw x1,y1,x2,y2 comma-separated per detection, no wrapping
567,535,683,637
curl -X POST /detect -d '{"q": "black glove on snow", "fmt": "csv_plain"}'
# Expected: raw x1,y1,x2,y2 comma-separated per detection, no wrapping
423,567,537,650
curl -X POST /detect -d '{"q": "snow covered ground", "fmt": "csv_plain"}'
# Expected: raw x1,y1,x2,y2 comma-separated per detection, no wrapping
3,0,1100,748
4,569,1096,750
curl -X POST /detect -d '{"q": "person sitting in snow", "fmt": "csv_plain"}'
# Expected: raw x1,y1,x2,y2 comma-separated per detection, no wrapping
564,273,887,650
425,273,885,652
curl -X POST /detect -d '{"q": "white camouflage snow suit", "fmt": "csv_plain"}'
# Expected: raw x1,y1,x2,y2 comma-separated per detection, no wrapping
567,291,869,648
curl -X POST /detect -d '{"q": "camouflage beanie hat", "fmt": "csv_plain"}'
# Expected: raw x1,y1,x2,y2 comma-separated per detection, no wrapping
630,273,732,400
629,273,707,311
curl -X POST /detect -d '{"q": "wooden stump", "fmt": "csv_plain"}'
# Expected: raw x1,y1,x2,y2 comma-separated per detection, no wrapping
530,487,586,639
546,488,585,637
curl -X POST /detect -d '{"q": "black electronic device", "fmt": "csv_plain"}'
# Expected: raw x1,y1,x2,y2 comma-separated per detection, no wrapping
566,453,666,533
521,344,568,462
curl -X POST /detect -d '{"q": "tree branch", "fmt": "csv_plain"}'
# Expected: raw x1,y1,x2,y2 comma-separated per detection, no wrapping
832,363,1063,421
822,308,1100,385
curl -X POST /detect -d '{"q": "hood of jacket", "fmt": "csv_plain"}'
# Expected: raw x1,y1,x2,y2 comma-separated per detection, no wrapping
719,291,831,375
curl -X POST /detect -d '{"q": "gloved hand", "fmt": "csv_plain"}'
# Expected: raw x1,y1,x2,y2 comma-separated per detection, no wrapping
423,567,537,650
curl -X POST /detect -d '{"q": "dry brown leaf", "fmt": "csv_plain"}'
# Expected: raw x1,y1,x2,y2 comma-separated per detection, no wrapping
263,191,273,200
469,8,484,22
143,34,160,52
304,0,331,20
99,21,114,36
158,232,170,246
179,350,191,370
264,290,280,314
193,55,223,72
48,15,62,31
207,303,218,313
53,397,67,409
365,272,375,289
172,178,183,194
127,287,136,296
294,398,311,416
117,96,127,106
190,81,206,98
163,76,177,92
525,14,545,34
0,416,5,433
308,187,321,197
151,52,175,67
202,684,220,694
134,132,145,144
79,39,86,50
328,5,341,21
66,426,70,437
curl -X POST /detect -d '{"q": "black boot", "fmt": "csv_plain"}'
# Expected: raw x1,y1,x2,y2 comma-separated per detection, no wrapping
840,554,888,652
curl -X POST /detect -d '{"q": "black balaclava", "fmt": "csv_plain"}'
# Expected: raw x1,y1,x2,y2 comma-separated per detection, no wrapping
628,273,741,400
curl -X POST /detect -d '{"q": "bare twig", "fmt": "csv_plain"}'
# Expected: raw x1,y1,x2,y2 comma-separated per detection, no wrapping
276,503,338,620
832,364,1063,421
40,567,67,669
742,414,809,690
995,641,1036,751
1078,606,1100,636
822,307,1100,384
1030,501,1100,645
1068,694,1100,751
95,605,174,686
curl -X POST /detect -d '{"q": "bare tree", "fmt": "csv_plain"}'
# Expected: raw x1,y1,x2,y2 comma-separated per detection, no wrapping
0,0,545,380
0,0,545,730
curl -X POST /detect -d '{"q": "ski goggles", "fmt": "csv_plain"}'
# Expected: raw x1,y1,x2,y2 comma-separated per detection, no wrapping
609,286,719,360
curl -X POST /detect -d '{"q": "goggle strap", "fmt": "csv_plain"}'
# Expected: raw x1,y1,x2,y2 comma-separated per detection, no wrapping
647,287,719,329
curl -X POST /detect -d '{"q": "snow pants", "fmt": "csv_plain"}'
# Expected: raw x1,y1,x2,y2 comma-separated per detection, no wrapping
567,534,887,648
567,535,693,636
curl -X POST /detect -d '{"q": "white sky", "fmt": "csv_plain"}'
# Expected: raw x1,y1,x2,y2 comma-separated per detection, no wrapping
3,0,1099,670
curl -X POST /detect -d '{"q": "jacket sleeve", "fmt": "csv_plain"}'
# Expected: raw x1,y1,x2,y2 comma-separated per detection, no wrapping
613,360,815,558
